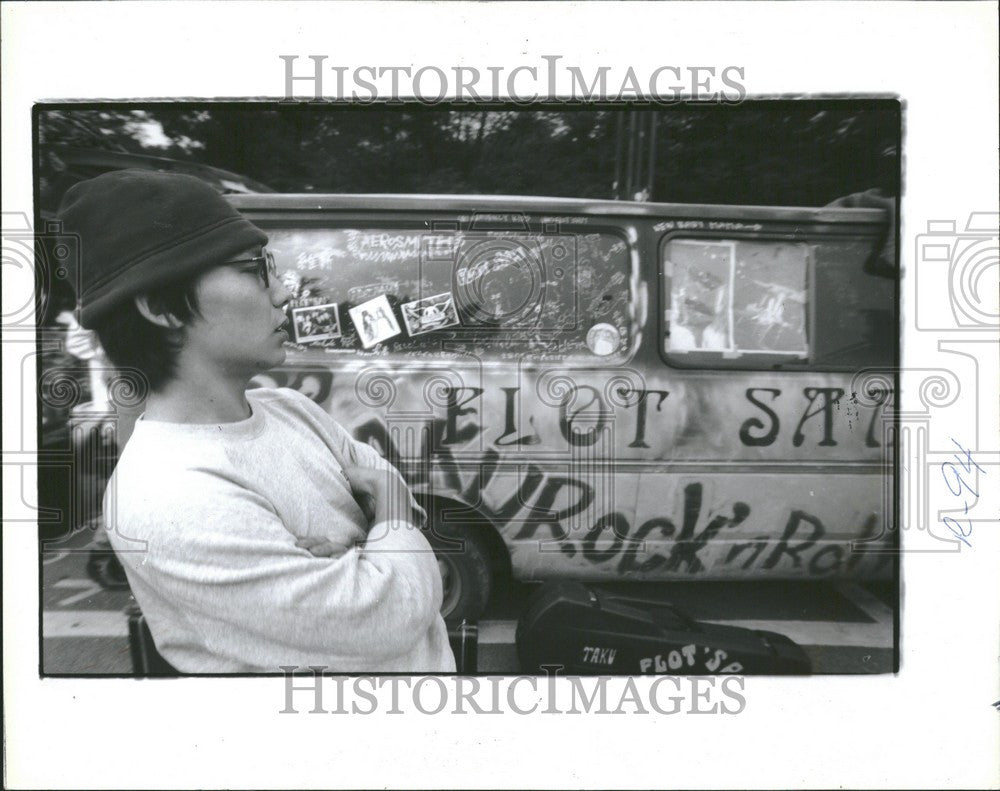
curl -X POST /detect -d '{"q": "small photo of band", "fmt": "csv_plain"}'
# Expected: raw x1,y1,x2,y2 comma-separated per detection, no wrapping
291,303,342,343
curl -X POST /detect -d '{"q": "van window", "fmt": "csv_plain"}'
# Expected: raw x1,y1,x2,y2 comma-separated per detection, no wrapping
269,227,633,361
661,237,894,369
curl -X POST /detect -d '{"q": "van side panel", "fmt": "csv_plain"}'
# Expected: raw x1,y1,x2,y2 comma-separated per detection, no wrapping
266,361,892,582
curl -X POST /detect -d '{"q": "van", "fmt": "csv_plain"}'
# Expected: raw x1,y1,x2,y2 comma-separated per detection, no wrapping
229,194,896,622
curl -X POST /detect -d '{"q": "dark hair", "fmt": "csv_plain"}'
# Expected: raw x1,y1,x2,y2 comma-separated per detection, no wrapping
93,278,202,393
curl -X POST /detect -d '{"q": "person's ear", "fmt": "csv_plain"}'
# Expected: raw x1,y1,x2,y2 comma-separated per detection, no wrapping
134,295,184,329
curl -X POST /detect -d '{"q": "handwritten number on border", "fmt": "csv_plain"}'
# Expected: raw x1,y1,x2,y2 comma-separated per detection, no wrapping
940,438,985,547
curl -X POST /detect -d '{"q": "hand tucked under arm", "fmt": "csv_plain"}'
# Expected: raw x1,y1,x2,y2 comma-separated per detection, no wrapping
343,439,427,526
341,464,414,528
282,388,427,526
295,535,353,559
298,465,419,557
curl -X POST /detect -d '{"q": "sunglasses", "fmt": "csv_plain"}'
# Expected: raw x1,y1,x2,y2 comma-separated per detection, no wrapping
228,250,277,288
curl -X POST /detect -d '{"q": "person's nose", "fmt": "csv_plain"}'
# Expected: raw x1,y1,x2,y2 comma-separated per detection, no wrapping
269,277,292,308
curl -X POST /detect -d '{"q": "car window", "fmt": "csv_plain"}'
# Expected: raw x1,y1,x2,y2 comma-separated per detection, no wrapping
268,227,633,361
661,236,894,369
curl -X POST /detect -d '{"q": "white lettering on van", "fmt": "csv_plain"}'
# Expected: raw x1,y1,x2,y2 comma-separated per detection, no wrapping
582,646,618,666
654,220,764,233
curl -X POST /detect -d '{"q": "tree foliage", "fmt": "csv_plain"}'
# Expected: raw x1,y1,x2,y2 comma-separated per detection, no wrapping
37,101,898,210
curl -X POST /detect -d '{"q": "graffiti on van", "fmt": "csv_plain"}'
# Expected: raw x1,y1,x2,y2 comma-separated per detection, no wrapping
258,366,894,581
352,407,890,579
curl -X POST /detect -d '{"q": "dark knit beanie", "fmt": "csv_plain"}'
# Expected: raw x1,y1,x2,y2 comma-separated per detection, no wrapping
56,169,269,328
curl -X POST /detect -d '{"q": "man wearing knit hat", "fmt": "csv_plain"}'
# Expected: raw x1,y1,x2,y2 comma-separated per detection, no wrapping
57,170,455,673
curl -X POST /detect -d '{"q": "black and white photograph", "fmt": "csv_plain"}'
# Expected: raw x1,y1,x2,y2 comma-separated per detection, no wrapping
291,302,342,343
666,240,735,352
4,3,998,790
348,293,402,347
33,100,902,677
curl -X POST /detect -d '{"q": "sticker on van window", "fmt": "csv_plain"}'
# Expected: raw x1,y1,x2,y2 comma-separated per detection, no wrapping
401,292,460,336
291,302,342,343
586,322,621,356
348,295,402,348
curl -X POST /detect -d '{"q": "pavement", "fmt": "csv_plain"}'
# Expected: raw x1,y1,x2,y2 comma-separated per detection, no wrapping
40,523,896,676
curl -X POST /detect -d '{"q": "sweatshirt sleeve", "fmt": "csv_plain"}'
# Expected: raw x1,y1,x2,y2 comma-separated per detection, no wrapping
123,468,444,667
280,387,428,526
342,432,429,527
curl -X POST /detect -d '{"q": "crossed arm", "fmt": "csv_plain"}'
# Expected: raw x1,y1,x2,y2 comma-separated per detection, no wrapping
296,432,427,558
115,433,442,667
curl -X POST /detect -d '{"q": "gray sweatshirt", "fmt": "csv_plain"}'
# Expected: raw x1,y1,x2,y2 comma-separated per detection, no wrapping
104,386,455,673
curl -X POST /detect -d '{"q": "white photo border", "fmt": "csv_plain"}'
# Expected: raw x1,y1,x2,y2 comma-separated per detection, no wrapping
3,2,998,789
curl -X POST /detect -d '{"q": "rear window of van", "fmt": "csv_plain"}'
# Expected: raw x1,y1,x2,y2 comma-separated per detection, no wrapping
661,237,895,369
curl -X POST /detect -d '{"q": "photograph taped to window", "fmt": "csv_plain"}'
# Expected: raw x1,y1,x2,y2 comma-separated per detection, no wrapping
291,303,341,344
666,240,735,352
732,242,808,355
348,295,402,348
